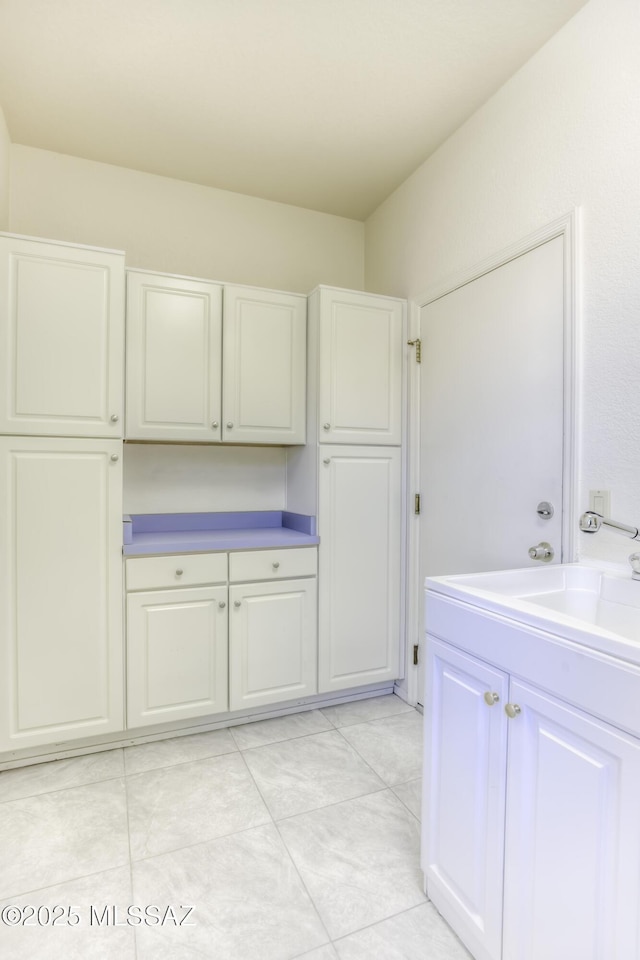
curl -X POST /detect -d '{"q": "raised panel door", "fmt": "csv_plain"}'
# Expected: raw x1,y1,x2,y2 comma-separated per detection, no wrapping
127,585,228,727
318,288,403,445
222,285,306,444
126,271,223,441
423,638,508,960
318,445,401,691
0,436,123,752
0,235,124,437
503,679,640,960
228,578,317,710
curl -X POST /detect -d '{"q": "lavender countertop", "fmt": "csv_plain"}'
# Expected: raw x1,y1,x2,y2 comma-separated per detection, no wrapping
123,511,319,556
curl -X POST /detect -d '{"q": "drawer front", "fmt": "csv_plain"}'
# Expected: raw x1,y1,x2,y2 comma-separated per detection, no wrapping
229,547,317,583
126,553,228,591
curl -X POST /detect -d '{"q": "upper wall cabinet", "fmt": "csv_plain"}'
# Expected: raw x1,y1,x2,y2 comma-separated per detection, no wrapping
0,235,125,438
126,271,223,442
312,287,403,446
126,274,306,445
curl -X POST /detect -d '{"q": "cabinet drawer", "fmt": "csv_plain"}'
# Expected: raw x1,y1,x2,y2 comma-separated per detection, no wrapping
126,553,228,591
229,547,317,582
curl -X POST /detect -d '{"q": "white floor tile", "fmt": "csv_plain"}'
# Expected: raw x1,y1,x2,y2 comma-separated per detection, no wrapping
392,779,422,821
242,730,385,820
123,727,237,776
126,752,271,860
0,749,124,803
339,711,423,786
278,790,426,939
334,903,472,959
294,945,340,960
0,865,135,960
320,694,413,728
0,779,130,900
132,822,329,960
230,709,333,750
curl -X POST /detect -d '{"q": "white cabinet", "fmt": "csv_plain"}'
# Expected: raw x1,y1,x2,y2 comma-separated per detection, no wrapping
126,273,306,444
0,436,124,752
318,446,401,692
312,286,403,445
229,578,317,711
125,271,223,442
223,285,306,444
424,635,640,960
0,235,125,438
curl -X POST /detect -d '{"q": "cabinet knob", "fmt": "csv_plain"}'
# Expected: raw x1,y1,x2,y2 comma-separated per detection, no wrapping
218,601,226,609
110,414,119,423
211,421,219,429
110,454,119,462
234,600,241,608
272,561,280,569
226,422,234,429
484,691,500,706
175,568,184,577
505,703,521,719
323,423,330,430
323,458,330,465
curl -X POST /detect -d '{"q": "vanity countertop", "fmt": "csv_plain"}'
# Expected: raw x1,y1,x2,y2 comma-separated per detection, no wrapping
123,511,319,556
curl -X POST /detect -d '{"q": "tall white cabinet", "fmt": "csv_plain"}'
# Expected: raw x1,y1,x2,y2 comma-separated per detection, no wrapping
0,234,125,754
289,286,406,694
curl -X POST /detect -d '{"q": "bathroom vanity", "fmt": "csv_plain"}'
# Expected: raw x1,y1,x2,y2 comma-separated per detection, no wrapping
422,564,640,960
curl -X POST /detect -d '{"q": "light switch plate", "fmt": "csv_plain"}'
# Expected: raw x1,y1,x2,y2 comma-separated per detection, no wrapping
589,489,610,516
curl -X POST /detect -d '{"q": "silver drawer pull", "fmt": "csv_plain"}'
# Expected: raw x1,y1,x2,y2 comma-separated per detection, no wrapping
226,422,234,429
272,561,280,569
211,420,219,429
175,568,184,577
323,422,330,430
110,413,119,423
218,601,226,609
484,691,499,706
505,703,521,719
234,600,241,608
110,454,119,462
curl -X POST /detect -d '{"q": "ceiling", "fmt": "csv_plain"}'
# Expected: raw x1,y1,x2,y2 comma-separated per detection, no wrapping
0,0,588,220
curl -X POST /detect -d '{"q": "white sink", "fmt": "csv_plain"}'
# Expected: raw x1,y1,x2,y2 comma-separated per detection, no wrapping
426,563,640,662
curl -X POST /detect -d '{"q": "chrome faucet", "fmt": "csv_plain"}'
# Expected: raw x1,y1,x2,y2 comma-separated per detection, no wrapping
579,510,640,579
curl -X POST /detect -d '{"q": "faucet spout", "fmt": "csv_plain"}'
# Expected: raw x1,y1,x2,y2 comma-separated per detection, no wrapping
579,510,640,540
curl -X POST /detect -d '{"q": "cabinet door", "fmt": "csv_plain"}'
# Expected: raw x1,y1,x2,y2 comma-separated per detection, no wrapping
503,680,640,960
318,446,401,692
228,578,317,710
0,437,123,752
222,285,306,444
126,271,223,441
318,288,403,445
127,585,228,727
423,638,508,960
0,236,124,437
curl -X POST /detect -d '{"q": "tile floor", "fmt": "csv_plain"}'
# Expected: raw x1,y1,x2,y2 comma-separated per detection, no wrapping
0,693,471,960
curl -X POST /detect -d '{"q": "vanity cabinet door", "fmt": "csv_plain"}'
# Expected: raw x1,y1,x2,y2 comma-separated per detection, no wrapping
0,436,124,753
228,578,317,710
502,679,640,960
0,236,124,438
222,285,306,444
423,638,509,960
317,287,403,446
126,271,223,441
127,584,229,727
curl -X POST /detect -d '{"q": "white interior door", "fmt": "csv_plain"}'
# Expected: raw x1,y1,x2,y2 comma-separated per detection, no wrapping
418,236,566,701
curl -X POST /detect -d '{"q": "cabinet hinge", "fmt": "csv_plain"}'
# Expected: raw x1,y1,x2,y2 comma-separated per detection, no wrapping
414,493,421,515
413,644,419,666
407,338,422,363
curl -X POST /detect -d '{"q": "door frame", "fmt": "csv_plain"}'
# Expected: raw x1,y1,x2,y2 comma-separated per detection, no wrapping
403,210,580,706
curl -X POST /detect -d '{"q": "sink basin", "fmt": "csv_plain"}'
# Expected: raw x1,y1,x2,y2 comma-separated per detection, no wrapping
426,563,640,662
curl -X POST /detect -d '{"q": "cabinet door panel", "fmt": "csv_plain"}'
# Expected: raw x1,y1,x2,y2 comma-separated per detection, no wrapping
318,446,401,691
127,585,228,727
423,638,508,960
503,680,640,960
0,237,124,437
126,271,222,441
318,289,402,445
223,286,306,444
229,579,317,710
0,437,123,752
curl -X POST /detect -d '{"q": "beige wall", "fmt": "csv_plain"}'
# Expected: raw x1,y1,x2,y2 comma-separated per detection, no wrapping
0,105,9,230
9,145,364,293
365,0,640,565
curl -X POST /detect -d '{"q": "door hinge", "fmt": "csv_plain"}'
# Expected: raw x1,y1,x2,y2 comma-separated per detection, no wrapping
414,493,421,515
413,644,419,666
407,338,422,363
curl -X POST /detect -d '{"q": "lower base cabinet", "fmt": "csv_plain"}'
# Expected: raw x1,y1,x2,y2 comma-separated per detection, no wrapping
424,635,640,960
